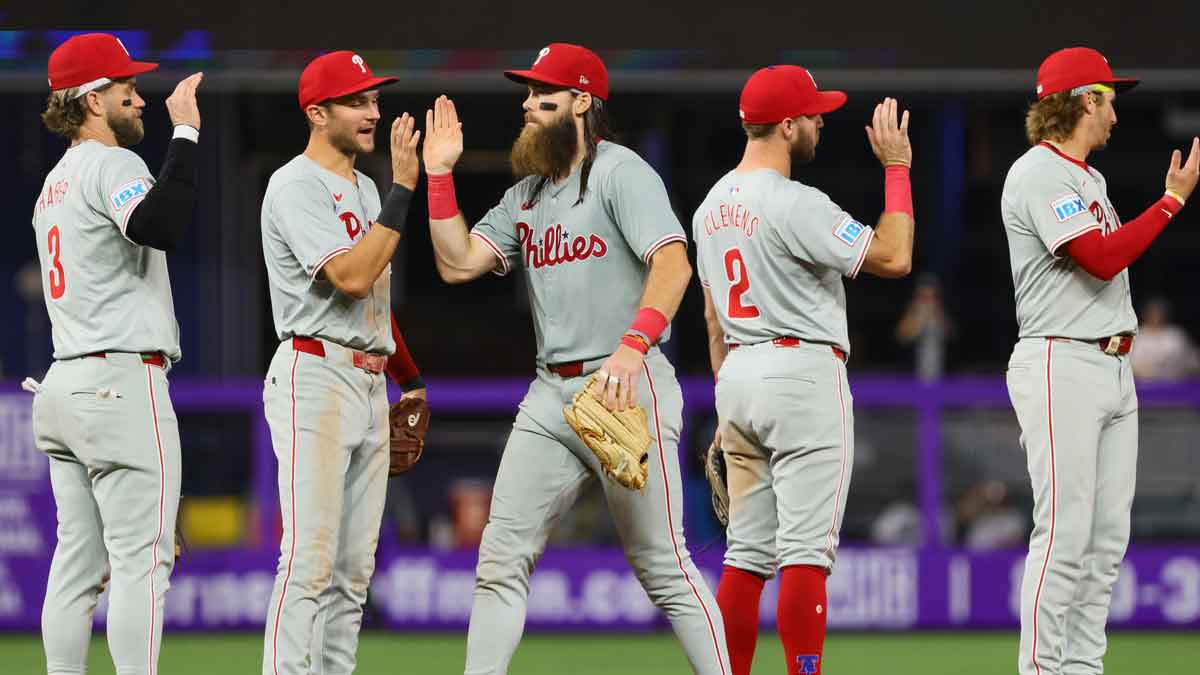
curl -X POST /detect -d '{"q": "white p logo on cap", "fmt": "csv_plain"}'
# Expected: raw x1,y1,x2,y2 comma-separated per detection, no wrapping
351,54,366,74
534,47,550,67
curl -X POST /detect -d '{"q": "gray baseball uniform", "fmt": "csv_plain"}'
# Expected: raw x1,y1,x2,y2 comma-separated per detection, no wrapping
465,141,729,675
1002,142,1138,675
30,140,184,675
260,154,393,675
692,168,869,577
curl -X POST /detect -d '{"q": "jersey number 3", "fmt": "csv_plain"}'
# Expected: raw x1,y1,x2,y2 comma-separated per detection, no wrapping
724,248,759,319
47,225,66,300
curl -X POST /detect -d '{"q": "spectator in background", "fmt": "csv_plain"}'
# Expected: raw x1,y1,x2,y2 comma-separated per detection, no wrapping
1132,297,1200,381
895,274,954,381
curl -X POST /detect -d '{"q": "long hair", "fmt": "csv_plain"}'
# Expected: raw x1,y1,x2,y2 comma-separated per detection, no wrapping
526,97,620,208
42,82,116,140
1025,91,1088,146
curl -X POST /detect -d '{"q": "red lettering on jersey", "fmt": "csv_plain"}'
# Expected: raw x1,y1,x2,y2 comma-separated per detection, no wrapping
333,193,343,202
35,180,70,216
339,211,362,239
517,222,608,269
1089,201,1119,235
704,201,757,237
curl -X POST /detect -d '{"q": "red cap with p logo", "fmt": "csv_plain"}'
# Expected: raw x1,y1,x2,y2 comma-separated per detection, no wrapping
505,43,610,101
298,51,398,110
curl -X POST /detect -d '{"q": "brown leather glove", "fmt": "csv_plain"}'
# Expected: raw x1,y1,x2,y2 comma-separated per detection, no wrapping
388,397,430,476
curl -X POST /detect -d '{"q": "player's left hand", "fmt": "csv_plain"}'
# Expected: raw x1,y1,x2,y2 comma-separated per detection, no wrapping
165,72,203,130
593,344,645,412
390,113,422,190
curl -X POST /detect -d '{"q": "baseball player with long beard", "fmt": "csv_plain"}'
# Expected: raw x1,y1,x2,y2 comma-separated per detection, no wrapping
259,51,425,675
694,66,915,675
30,33,202,675
420,43,730,675
1002,47,1198,675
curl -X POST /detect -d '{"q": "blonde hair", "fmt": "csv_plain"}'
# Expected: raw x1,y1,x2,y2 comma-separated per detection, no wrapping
42,88,88,139
42,82,116,140
1024,90,1096,146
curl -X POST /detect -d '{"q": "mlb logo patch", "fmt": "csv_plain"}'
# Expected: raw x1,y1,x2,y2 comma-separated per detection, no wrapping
1051,194,1086,222
833,218,867,246
110,178,150,210
729,185,741,197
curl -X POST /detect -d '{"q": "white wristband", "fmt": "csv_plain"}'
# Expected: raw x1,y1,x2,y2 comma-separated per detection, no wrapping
172,125,199,143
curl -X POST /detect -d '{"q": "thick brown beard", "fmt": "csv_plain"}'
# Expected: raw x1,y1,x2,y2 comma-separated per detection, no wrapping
108,112,144,148
510,113,578,180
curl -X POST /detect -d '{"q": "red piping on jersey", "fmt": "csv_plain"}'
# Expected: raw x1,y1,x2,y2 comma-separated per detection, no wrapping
1039,142,1090,172
1029,339,1057,675
850,228,872,279
643,362,728,674
271,351,301,675
642,233,687,263
470,231,510,275
826,353,850,560
145,365,167,675
310,247,352,280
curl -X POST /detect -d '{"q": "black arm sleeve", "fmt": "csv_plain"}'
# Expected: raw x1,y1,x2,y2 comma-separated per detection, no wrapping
124,137,198,251
376,184,414,235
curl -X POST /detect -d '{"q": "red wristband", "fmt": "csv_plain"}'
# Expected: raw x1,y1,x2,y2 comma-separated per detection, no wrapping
621,334,650,354
427,172,459,220
884,165,913,218
630,307,669,344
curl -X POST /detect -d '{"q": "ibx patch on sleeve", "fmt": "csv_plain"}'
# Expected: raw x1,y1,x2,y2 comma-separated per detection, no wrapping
833,217,867,246
1050,193,1087,222
110,178,151,210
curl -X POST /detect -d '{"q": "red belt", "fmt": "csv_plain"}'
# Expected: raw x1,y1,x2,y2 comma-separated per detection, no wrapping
729,337,847,363
292,336,387,374
87,352,167,368
1048,335,1133,356
547,361,585,377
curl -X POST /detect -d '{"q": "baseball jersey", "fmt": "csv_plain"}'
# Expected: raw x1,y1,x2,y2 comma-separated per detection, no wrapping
1001,143,1137,339
31,140,181,361
470,141,686,365
691,168,874,354
261,154,394,354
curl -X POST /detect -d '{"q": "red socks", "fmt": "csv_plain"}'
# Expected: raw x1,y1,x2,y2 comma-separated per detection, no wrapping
716,565,765,675
778,564,828,675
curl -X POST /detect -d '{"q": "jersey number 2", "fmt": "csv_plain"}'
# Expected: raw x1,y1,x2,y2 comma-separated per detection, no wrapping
724,248,759,319
47,225,66,300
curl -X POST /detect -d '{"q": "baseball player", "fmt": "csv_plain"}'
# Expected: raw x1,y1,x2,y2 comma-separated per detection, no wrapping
693,66,914,675
420,43,731,675
29,33,202,675
259,51,425,675
1002,48,1199,675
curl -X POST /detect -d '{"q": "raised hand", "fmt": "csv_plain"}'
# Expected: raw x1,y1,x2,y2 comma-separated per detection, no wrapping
422,95,464,175
165,72,203,130
1165,136,1200,203
390,113,422,190
865,97,911,168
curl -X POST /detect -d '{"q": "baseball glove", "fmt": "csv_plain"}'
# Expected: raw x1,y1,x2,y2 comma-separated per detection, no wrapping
388,396,430,475
563,374,651,491
704,439,729,527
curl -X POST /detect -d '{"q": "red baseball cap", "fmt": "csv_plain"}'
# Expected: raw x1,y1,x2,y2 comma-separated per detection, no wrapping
739,65,847,125
1036,47,1138,100
298,51,398,110
47,33,158,93
505,43,610,101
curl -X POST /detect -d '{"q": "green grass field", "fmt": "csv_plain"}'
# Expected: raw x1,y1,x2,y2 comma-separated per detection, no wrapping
3,631,1196,674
